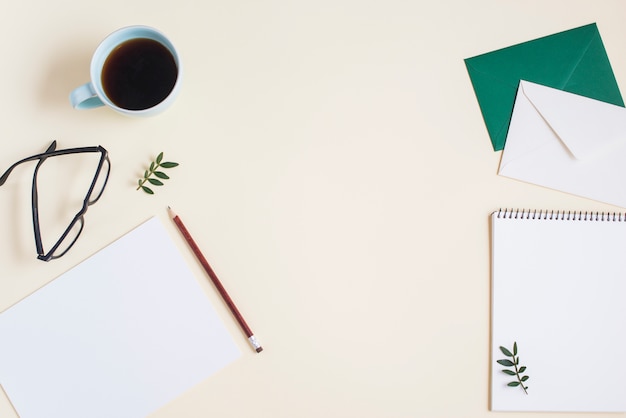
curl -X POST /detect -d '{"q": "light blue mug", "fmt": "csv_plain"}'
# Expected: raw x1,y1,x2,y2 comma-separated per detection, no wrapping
69,26,182,117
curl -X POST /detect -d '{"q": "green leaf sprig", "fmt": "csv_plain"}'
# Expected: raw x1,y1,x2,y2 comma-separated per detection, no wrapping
497,342,529,394
137,152,179,194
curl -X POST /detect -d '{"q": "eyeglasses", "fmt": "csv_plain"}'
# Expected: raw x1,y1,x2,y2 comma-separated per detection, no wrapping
0,141,110,261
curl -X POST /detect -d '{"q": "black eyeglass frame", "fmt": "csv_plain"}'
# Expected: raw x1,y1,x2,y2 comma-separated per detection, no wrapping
0,141,110,261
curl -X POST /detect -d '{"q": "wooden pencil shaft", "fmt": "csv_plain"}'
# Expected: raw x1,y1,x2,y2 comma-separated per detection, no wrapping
172,214,254,337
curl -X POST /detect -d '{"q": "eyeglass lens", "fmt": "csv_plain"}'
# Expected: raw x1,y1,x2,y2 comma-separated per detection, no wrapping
47,217,85,260
0,141,110,261
88,156,110,205
36,152,110,260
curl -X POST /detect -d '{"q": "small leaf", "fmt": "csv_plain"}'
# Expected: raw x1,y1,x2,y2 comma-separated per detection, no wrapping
498,341,529,394
499,346,513,357
136,153,179,194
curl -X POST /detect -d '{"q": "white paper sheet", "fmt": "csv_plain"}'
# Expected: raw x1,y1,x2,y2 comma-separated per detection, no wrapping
0,217,241,418
491,210,626,412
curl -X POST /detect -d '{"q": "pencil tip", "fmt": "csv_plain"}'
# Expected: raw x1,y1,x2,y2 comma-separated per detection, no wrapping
256,347,264,353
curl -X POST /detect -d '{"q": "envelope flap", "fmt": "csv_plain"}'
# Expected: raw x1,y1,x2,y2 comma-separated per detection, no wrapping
466,23,623,152
562,26,624,107
520,81,626,160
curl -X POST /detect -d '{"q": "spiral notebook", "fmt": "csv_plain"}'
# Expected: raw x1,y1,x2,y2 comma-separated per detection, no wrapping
490,209,626,412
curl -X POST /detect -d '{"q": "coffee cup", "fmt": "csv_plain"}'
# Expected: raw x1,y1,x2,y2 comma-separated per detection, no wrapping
70,26,182,117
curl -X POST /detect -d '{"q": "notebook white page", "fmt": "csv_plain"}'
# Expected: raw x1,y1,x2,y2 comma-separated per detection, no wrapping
490,210,626,412
0,217,241,418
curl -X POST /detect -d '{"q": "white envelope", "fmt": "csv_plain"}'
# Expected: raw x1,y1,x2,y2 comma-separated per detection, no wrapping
499,80,626,208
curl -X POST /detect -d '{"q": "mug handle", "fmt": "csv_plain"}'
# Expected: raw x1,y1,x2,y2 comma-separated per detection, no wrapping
69,83,104,109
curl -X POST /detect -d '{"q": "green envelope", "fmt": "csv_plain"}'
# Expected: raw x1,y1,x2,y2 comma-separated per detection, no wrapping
465,23,624,151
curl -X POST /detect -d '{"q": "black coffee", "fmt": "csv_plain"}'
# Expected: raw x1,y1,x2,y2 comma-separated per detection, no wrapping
102,38,177,110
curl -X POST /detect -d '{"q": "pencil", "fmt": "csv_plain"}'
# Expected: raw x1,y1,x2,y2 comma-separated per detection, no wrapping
168,206,263,353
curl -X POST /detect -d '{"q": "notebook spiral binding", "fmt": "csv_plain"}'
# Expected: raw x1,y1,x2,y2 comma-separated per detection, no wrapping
495,209,626,222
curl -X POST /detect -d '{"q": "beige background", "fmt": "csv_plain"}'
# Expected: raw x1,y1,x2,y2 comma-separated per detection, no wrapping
1,1,625,417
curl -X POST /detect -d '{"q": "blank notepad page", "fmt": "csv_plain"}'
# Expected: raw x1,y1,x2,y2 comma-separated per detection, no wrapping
490,210,626,412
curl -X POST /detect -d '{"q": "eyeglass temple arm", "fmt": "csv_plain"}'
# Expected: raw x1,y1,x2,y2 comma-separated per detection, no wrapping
0,141,58,186
0,142,108,188
0,170,11,186
0,159,37,186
